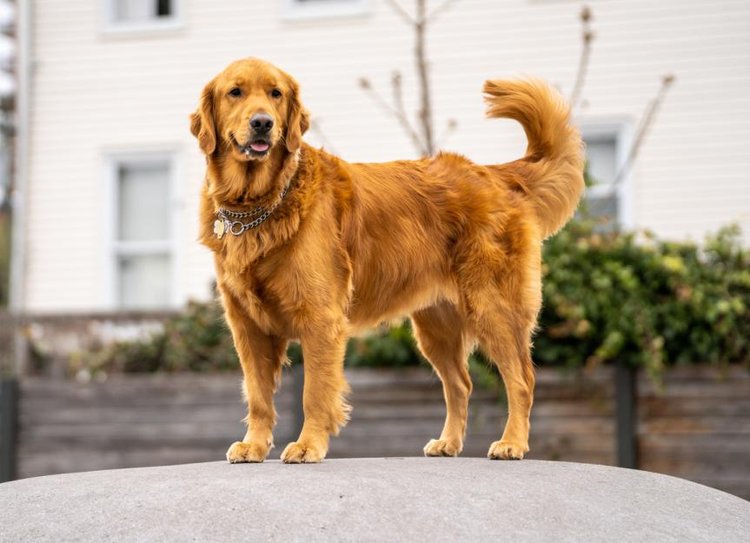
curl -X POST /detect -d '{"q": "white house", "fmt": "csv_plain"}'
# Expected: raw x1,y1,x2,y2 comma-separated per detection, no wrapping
11,0,750,313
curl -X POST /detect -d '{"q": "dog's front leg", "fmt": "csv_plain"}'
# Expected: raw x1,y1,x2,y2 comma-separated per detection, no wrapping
281,320,351,463
222,289,288,463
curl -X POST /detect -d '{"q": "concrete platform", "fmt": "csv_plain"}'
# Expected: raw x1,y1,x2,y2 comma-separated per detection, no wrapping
0,458,748,542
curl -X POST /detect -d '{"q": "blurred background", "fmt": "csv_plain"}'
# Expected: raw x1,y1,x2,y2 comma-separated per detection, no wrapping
0,0,748,499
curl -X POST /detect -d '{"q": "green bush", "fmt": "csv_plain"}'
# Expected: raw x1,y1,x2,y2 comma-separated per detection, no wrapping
75,300,239,375
537,221,749,379
74,221,749,380
0,213,10,308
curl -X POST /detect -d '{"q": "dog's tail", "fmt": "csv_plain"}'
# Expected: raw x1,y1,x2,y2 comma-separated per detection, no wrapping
484,79,585,238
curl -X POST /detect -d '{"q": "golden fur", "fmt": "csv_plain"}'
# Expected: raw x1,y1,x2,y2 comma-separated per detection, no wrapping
190,58,584,463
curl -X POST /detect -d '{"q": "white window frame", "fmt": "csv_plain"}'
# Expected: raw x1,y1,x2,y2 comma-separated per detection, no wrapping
282,0,371,21
101,0,184,34
579,119,635,229
102,148,184,310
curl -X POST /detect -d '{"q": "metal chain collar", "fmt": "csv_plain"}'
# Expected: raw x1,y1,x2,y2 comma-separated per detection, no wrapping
214,184,289,239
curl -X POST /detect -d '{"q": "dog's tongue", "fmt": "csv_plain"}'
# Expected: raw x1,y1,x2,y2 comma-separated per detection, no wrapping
250,142,269,152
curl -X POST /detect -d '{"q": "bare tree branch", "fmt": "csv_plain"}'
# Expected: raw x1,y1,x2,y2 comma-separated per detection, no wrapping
359,0,452,157
415,0,435,155
436,118,458,149
309,118,338,155
569,5,594,109
390,71,419,139
427,0,458,24
385,0,415,25
391,71,406,120
358,77,426,155
614,74,676,186
391,71,428,152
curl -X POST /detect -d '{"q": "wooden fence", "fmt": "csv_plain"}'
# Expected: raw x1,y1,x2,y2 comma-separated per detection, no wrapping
637,367,750,499
5,366,748,499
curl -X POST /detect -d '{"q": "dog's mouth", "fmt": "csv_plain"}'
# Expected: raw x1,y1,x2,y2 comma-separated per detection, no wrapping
233,136,272,159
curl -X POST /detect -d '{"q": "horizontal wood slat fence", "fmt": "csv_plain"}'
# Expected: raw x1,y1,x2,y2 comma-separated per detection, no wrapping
5,366,748,500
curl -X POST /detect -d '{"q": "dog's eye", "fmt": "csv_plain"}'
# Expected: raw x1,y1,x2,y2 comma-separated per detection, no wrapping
271,88,282,99
228,87,242,98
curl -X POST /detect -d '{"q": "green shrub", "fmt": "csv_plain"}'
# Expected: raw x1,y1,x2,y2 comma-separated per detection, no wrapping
0,213,10,308
536,221,749,379
74,300,238,375
73,222,749,380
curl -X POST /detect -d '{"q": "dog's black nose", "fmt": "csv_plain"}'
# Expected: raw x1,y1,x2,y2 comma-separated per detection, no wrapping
250,113,274,134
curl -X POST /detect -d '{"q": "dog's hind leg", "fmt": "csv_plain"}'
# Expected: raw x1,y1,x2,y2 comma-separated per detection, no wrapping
459,222,541,460
221,288,288,463
475,307,537,460
412,302,473,457
463,269,539,460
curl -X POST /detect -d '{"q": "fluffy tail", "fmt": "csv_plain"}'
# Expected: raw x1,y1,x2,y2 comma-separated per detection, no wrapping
484,79,585,238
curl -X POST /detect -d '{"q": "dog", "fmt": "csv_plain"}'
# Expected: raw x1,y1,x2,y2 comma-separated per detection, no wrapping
190,58,584,463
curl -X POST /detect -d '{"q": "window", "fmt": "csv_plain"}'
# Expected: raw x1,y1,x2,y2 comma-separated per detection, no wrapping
283,0,370,21
105,153,179,309
103,0,182,32
581,123,632,228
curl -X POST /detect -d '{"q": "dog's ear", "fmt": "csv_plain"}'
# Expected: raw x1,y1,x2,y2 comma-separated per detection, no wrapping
190,81,217,155
285,77,310,153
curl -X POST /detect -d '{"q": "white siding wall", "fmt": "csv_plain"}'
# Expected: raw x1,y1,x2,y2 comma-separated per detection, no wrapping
24,0,750,311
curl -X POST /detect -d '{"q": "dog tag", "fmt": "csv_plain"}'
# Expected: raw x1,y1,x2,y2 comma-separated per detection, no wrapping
214,219,225,239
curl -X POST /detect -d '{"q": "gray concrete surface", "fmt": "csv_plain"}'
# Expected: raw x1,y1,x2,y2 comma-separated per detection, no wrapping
0,458,748,542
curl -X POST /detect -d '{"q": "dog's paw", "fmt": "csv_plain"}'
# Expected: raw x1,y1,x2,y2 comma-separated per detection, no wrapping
226,441,269,463
423,438,462,457
280,440,326,464
487,440,528,460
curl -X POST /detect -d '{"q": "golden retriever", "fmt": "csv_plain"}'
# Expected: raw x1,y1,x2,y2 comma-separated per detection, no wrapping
190,58,584,463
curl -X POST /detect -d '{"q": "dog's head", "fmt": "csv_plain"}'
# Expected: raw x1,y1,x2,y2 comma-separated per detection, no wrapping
190,58,310,162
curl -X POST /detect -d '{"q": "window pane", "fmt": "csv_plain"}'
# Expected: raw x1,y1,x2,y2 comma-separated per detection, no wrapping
156,0,172,16
583,134,620,226
118,253,171,309
115,0,157,21
585,137,617,187
587,193,618,223
295,0,358,3
117,161,170,242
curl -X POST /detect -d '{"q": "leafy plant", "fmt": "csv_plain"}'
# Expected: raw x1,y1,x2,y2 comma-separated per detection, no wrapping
536,221,749,380
72,300,238,377
0,213,10,307
69,222,749,382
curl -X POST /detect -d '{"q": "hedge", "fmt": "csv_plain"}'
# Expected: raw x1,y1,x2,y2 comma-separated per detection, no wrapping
71,221,749,381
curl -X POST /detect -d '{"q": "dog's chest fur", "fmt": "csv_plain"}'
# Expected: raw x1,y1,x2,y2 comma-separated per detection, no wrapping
221,264,288,335
208,219,306,336
203,188,354,338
